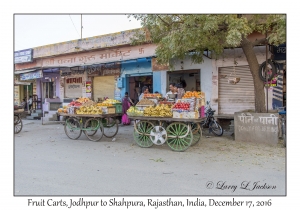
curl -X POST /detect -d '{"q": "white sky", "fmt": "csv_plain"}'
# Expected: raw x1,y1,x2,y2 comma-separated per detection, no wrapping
14,14,141,51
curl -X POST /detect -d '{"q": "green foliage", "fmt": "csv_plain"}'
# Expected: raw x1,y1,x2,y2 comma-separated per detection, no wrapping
129,14,286,68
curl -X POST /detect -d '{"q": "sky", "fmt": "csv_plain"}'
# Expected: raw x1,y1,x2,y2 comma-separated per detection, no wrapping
14,14,142,51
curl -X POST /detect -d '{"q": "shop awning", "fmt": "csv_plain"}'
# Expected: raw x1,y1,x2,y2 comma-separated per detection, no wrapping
14,68,38,74
14,81,31,86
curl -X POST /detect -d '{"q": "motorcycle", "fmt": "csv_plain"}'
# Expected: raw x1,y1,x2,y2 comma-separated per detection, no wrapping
200,101,223,136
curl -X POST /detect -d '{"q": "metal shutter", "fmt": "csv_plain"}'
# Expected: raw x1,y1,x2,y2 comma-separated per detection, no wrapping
93,76,115,101
218,66,255,114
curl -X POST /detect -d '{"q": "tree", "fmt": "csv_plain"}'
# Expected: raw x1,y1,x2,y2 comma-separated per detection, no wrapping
129,14,286,112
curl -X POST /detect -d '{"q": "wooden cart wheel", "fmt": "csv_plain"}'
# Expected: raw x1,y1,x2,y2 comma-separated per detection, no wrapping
190,122,202,146
101,117,119,138
166,122,193,152
150,126,168,145
64,117,82,140
14,115,23,134
84,118,103,142
133,121,155,148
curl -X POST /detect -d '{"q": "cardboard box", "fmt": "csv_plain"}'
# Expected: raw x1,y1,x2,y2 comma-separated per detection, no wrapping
102,106,116,114
173,111,184,118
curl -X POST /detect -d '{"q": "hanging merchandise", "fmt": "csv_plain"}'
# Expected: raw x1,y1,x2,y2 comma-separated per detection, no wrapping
228,50,240,85
227,66,240,85
258,59,278,81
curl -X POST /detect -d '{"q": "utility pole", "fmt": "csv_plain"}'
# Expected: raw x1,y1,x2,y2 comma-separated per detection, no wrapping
81,14,82,39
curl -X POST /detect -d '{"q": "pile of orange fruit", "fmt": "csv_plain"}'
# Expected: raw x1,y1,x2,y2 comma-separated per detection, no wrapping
182,91,202,98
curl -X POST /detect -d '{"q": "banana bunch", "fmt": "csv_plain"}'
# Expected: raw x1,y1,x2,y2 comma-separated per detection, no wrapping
103,99,121,104
76,105,103,115
143,104,172,117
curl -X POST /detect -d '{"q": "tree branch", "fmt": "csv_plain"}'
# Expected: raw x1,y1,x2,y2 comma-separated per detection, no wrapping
156,15,170,26
252,38,267,46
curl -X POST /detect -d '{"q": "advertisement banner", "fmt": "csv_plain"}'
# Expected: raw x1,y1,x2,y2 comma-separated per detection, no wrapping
14,48,33,63
20,70,43,80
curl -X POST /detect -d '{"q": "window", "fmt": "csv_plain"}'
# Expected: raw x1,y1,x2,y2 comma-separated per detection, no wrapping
43,82,55,98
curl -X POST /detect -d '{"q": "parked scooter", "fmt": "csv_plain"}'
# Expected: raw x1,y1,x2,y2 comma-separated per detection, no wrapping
200,101,223,136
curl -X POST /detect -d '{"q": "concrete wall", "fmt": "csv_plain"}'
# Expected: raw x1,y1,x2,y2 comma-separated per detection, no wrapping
171,56,213,103
212,46,272,113
32,29,142,58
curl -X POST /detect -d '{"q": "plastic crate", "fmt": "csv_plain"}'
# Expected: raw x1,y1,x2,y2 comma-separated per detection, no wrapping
115,103,122,114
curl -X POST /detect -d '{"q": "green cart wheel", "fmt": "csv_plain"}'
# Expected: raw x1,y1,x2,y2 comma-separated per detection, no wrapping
133,121,155,148
14,115,23,134
166,122,193,152
101,117,119,138
190,122,202,146
64,117,82,140
84,118,103,142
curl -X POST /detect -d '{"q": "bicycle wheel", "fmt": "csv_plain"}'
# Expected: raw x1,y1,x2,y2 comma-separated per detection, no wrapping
209,121,223,136
14,115,23,134
84,118,103,142
101,117,119,138
64,117,82,140
259,60,277,81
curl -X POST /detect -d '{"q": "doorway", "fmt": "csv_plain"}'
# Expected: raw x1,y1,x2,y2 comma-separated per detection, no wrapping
128,75,153,104
167,69,200,92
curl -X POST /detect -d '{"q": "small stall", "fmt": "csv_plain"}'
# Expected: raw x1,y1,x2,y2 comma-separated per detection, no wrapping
127,91,207,152
57,97,122,141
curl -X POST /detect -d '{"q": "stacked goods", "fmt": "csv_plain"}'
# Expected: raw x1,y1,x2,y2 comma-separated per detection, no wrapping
136,98,156,110
159,101,175,105
172,102,191,111
143,104,172,117
182,91,202,99
76,105,103,115
136,99,155,106
76,97,91,103
97,99,121,107
172,101,198,119
143,93,162,98
126,106,144,116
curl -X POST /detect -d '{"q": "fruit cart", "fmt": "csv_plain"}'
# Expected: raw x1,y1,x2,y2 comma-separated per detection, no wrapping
58,113,122,142
128,116,205,152
14,110,24,134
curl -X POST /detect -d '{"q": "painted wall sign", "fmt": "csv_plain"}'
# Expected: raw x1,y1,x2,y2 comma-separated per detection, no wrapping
86,62,121,76
41,44,156,68
14,48,33,63
20,70,43,80
234,112,279,146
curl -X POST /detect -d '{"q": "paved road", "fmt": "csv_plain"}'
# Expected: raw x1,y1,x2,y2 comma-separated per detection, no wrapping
14,119,286,196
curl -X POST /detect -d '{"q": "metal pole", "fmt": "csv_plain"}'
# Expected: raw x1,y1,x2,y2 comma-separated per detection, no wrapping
26,85,29,111
81,14,82,39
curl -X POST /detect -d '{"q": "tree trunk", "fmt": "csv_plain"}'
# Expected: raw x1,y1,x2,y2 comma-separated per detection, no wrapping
241,37,266,113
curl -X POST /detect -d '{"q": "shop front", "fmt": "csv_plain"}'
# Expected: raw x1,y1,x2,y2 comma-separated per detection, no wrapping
119,57,154,103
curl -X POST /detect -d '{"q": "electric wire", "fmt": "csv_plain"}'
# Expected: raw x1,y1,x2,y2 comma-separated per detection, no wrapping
69,15,81,38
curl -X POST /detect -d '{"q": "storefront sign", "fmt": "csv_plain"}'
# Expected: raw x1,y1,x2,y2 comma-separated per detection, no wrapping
20,70,43,80
14,49,33,63
234,112,279,146
66,77,82,84
41,44,156,68
86,63,121,76
272,43,286,60
86,81,92,93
